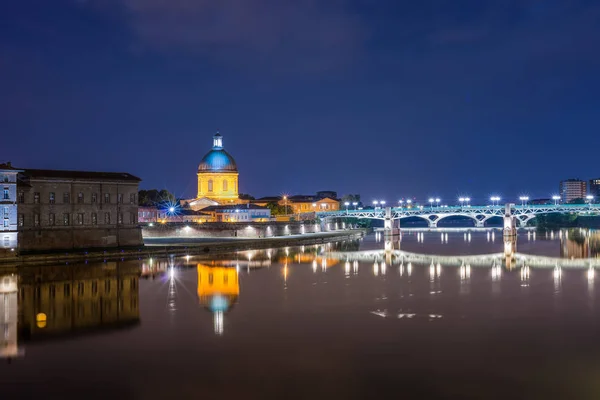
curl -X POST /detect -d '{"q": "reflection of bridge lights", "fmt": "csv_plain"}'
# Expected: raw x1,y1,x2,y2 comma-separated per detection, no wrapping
491,265,501,281
312,260,317,273
407,262,412,276
588,267,595,282
399,263,404,276
214,311,224,335
321,259,327,272
380,262,386,275
520,266,530,281
373,262,379,276
429,262,435,279
345,261,350,276
353,260,359,275
553,266,562,280
436,263,441,276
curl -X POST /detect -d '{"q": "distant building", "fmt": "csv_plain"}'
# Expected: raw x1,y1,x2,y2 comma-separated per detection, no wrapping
0,163,143,254
193,132,241,208
589,178,600,199
201,204,270,222
559,179,586,203
283,195,340,214
138,206,210,223
316,191,337,199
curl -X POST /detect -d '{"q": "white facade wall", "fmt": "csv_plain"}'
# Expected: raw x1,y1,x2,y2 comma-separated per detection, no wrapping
1,169,20,249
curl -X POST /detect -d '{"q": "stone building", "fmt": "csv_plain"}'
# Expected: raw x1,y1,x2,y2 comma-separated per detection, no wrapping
0,163,21,254
0,163,143,254
186,132,242,210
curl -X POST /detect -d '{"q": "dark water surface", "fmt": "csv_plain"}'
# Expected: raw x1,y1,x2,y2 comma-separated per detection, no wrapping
2,229,600,399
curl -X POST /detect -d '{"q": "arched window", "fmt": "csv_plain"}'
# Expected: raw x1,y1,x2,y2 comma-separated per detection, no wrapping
208,179,213,192
223,179,228,191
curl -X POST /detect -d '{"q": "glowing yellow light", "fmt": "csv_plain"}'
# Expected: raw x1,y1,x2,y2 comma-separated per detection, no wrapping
36,313,47,328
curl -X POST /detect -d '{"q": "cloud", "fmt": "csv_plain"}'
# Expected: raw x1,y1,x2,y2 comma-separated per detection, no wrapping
114,0,366,73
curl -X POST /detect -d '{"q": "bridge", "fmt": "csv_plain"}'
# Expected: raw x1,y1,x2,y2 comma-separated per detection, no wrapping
318,203,600,229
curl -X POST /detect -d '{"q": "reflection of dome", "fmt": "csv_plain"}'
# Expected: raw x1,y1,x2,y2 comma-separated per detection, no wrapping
197,264,239,312
197,149,238,172
197,132,238,172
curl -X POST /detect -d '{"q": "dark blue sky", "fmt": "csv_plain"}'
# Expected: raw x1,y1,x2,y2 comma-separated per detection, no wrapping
2,0,599,203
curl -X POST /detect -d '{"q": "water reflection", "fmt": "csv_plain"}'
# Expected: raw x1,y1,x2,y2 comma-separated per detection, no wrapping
197,264,239,336
0,262,140,360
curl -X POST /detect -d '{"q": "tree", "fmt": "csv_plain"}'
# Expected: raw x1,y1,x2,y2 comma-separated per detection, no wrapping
568,197,586,204
239,193,255,200
341,194,361,207
266,203,287,216
138,189,176,206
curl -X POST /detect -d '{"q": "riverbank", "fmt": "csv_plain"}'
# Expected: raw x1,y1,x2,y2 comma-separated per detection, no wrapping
1,229,367,266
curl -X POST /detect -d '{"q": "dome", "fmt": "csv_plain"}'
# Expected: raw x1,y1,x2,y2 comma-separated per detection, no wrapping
198,149,238,172
197,132,238,172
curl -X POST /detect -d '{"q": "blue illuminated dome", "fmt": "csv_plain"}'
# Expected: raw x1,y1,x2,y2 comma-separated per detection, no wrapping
197,132,238,172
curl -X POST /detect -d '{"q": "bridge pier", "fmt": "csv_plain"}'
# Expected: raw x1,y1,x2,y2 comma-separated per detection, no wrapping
475,221,485,228
428,221,438,228
503,203,517,237
384,207,400,236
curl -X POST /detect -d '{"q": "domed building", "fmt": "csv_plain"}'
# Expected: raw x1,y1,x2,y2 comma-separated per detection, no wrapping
195,132,240,204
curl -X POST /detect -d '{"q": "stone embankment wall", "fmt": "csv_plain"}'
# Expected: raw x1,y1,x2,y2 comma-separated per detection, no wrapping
141,221,350,239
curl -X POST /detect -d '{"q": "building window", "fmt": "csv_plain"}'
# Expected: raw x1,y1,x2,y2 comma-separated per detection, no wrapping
130,193,135,204
3,188,9,200
208,180,213,192
18,214,24,227
78,192,84,204
105,212,110,224
3,220,8,228
77,213,84,225
49,213,55,226
118,193,123,204
34,213,40,227
18,191,24,203
118,212,123,224
63,213,70,226
92,193,97,204
33,192,40,204
49,192,55,204
3,206,7,218
104,193,110,204
91,212,97,225
223,180,228,191
63,192,70,204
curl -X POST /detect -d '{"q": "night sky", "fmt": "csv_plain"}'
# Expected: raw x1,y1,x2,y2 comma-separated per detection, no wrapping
2,1,599,203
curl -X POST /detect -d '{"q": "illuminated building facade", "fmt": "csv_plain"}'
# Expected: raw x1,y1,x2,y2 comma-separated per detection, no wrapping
283,195,340,214
559,179,586,203
195,132,240,206
0,163,21,254
201,204,270,222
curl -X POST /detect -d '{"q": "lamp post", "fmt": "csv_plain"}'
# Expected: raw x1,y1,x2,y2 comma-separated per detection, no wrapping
428,198,434,209
552,195,560,206
586,195,594,207
344,201,350,214
465,197,471,207
519,196,529,206
435,198,440,208
283,196,288,215
490,196,501,207
380,200,386,208
406,199,412,208
398,200,404,209
459,197,465,208
352,202,358,210
372,200,379,210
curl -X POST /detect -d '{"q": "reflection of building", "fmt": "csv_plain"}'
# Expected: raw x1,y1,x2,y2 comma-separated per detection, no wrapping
0,274,19,358
18,262,140,340
559,179,586,203
561,230,590,259
197,264,239,335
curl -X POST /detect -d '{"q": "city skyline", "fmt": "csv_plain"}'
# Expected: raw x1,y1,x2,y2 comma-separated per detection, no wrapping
2,1,599,200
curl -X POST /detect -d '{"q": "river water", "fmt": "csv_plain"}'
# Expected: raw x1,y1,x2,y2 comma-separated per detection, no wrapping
2,229,600,399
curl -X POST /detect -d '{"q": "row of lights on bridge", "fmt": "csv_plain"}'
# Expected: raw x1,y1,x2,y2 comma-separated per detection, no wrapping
343,195,597,210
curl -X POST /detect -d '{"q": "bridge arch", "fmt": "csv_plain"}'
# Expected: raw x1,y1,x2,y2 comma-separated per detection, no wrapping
434,214,478,228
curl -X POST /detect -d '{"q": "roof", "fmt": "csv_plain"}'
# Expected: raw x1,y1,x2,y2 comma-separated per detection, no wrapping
17,168,141,182
202,204,269,212
288,195,339,202
197,149,238,172
0,162,22,171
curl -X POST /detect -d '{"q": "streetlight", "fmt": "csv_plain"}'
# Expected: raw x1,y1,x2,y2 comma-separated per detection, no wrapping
283,195,288,215
519,196,529,206
435,198,440,208
372,200,379,209
352,202,358,210
464,197,471,207
459,197,465,207
168,207,175,213
428,198,434,209
490,196,501,206
406,199,412,208
344,201,350,214
552,195,560,205
398,200,404,209
380,200,386,207
586,195,594,206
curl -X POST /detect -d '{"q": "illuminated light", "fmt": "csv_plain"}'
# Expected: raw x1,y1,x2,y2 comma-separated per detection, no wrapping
345,261,351,276
321,259,327,271
373,262,379,276
407,262,412,276
149,223,154,227
380,262,387,275
436,262,441,276
588,267,595,281
429,263,435,279
36,313,47,329
553,266,562,280
169,207,175,213
169,267,175,279
399,263,404,276
353,260,359,274
312,260,318,273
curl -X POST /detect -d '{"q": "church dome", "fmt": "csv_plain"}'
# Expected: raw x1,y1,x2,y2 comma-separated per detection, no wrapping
197,132,238,173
